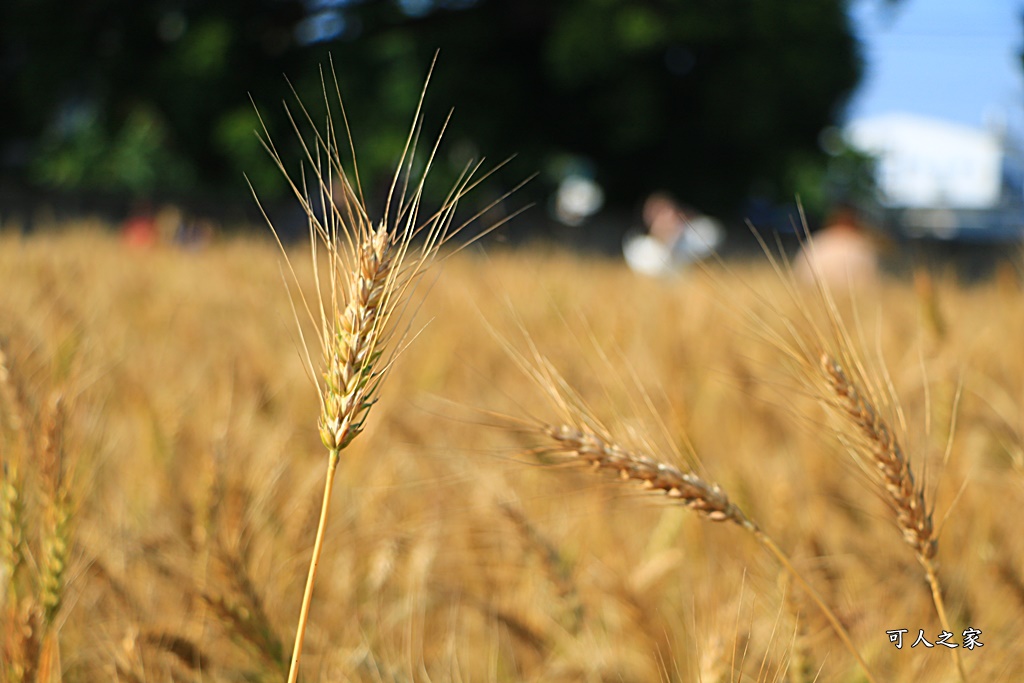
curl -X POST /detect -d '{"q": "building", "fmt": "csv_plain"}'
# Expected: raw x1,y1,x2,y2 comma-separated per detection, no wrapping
845,113,1024,241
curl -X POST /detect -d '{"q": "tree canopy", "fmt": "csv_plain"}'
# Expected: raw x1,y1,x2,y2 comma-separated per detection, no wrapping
0,0,864,225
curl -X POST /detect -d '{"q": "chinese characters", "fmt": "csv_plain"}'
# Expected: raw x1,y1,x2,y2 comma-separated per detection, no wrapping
886,628,984,651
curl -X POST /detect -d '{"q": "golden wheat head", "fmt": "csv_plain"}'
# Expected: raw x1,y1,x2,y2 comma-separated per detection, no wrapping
251,56,522,683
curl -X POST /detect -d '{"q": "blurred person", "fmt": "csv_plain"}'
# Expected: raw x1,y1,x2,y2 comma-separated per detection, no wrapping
793,204,879,286
155,204,185,243
623,191,722,276
174,215,215,250
644,191,686,247
121,201,158,248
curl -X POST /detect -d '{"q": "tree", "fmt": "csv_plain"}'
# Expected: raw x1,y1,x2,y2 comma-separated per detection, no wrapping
0,0,863,225
0,0,308,201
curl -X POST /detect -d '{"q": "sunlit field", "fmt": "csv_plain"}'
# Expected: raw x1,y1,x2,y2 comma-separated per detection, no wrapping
2,224,1022,682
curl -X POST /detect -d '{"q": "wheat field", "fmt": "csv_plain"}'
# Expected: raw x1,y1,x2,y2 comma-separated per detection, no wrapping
1,220,1023,682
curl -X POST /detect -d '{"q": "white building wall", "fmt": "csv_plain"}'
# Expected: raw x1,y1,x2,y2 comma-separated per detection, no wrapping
846,113,1002,210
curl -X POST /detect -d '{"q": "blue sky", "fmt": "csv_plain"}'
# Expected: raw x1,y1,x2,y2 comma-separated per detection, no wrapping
847,0,1024,131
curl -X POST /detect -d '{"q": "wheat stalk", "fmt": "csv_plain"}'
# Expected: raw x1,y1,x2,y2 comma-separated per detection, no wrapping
532,419,876,682
0,342,25,440
497,330,879,682
277,212,396,683
819,354,935,560
35,392,72,683
746,224,969,682
253,57,520,683
542,423,755,529
0,344,27,602
818,352,967,682
39,393,71,628
3,600,43,683
1,456,25,604
0,347,65,683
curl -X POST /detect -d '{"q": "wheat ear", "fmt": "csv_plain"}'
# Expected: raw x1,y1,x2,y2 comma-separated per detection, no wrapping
0,342,25,441
253,57,515,683
819,355,935,559
745,224,968,682
536,421,877,683
490,321,877,680
1,455,25,604
0,344,27,603
39,393,71,628
1,346,42,683
819,353,966,683
284,220,393,683
277,101,406,683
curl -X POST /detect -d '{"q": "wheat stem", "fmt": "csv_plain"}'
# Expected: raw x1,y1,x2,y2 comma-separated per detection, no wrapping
924,560,968,683
267,57,511,681
819,353,967,682
287,447,340,683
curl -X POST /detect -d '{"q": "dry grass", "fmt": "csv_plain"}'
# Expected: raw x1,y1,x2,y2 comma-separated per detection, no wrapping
0,222,1022,681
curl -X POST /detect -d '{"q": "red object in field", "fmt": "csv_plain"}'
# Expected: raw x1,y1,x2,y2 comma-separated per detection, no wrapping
121,214,158,248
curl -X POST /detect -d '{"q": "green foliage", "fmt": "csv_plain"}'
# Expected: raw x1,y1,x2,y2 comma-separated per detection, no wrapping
215,107,283,199
325,0,865,216
172,18,233,79
30,105,192,196
1,0,868,221
784,124,879,221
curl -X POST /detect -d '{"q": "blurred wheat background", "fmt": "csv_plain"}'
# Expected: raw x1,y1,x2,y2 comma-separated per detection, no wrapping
2,223,1022,682
5,1,1024,679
